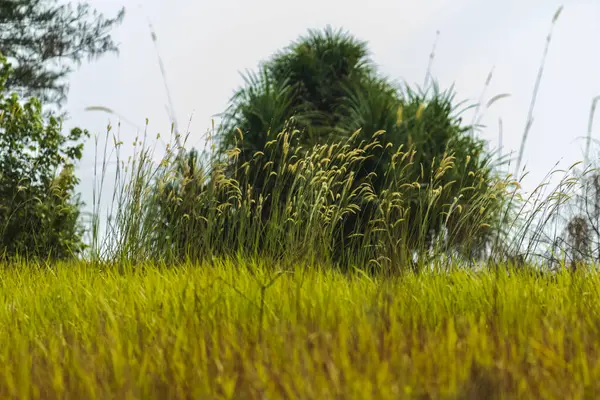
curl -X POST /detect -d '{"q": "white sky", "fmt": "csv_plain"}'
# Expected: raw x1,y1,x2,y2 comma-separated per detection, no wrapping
63,0,600,220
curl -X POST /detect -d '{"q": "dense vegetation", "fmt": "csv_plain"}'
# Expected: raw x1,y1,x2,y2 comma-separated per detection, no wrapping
2,2,600,398
212,27,504,268
0,7,582,271
138,28,510,271
0,261,598,399
0,54,88,260
0,0,123,260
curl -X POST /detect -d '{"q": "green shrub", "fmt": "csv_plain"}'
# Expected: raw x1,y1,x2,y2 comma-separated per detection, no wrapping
0,53,88,260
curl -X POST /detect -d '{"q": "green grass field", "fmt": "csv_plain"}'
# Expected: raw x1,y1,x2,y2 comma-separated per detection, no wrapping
0,260,598,399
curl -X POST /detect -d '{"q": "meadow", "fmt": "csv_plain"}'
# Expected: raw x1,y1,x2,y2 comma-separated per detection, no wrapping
1,260,599,399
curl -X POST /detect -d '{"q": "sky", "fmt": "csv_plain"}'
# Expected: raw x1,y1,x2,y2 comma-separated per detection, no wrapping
62,0,600,225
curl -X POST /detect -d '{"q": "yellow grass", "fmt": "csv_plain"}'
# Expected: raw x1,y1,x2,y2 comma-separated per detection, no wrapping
0,260,598,399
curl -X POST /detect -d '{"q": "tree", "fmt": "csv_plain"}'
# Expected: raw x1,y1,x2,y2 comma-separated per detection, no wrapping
219,26,374,163
0,0,125,108
214,27,504,265
0,53,88,260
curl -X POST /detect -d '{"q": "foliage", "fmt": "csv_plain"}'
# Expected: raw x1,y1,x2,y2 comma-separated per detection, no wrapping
337,83,504,262
0,0,125,108
218,26,376,165
0,53,88,260
193,27,507,265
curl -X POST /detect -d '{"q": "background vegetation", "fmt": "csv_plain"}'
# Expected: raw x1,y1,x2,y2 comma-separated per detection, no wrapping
0,0,124,108
0,2,583,271
0,54,88,260
147,27,511,271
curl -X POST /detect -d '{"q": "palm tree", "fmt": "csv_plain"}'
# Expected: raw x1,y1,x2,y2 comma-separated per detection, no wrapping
218,26,375,163
207,27,507,266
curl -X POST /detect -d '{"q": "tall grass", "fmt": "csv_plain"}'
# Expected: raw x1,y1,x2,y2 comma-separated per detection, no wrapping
0,260,599,399
87,107,597,275
88,119,513,271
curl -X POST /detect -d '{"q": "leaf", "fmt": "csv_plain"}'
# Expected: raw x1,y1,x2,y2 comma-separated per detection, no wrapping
415,103,425,120
486,94,511,108
396,104,404,125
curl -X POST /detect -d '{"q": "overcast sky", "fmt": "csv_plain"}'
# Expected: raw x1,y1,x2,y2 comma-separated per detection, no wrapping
62,0,600,222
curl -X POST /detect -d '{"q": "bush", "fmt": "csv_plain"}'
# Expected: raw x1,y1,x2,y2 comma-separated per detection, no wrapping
0,54,88,260
211,28,507,267
126,27,510,270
